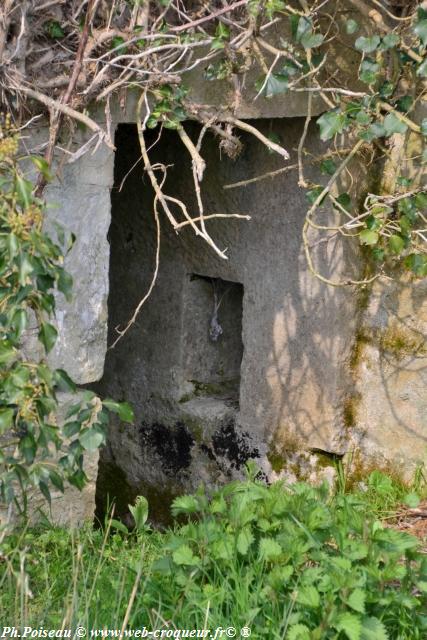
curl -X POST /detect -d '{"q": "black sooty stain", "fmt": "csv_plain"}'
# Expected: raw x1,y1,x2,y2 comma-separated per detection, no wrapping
140,421,194,475
211,419,259,469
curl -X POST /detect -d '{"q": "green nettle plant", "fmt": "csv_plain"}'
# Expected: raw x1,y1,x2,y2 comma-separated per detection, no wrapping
0,116,133,517
139,467,427,639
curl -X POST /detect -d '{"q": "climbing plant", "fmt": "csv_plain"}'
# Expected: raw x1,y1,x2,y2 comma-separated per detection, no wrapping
0,115,133,517
0,2,425,294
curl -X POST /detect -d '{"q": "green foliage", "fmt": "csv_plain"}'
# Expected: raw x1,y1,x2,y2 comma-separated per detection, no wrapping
0,116,133,516
356,192,427,273
1,471,425,636
305,11,427,281
128,494,149,532
44,20,65,39
317,110,348,141
145,85,188,129
139,471,426,638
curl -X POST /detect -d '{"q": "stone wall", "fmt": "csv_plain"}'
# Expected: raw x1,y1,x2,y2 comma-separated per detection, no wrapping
30,20,426,523
91,120,368,524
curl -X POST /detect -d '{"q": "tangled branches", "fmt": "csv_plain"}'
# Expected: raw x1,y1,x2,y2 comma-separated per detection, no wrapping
0,0,426,337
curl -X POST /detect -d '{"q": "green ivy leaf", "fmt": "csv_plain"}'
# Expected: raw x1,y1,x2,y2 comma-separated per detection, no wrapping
397,96,413,113
399,215,412,233
388,234,405,255
397,176,412,188
383,113,408,136
354,112,370,127
38,322,58,353
215,22,230,40
296,16,312,43
417,59,427,77
359,230,379,245
360,122,385,141
359,59,380,84
102,399,134,423
346,20,359,35
355,35,381,53
68,468,87,490
301,32,324,50
414,19,427,46
335,192,352,211
11,309,27,338
366,215,382,231
306,186,327,205
111,36,127,51
257,73,289,98
320,158,336,175
289,14,299,40
0,408,14,435
146,115,159,129
317,109,347,141
381,33,399,50
415,192,427,210
405,253,427,277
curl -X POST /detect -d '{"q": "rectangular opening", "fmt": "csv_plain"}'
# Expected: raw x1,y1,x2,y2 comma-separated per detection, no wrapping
182,274,244,403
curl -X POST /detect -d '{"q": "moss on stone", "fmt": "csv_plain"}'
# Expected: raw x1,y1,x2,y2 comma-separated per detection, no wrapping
182,417,204,444
178,393,193,404
349,331,372,372
343,392,362,429
267,449,286,473
311,450,340,469
377,323,425,359
343,449,409,490
191,378,239,396
267,432,302,474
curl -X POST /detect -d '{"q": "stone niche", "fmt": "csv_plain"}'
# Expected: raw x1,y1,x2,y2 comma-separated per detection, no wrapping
93,119,366,525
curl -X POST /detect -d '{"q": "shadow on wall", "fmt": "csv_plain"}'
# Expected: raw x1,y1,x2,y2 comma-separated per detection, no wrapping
92,118,425,525
352,276,427,466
